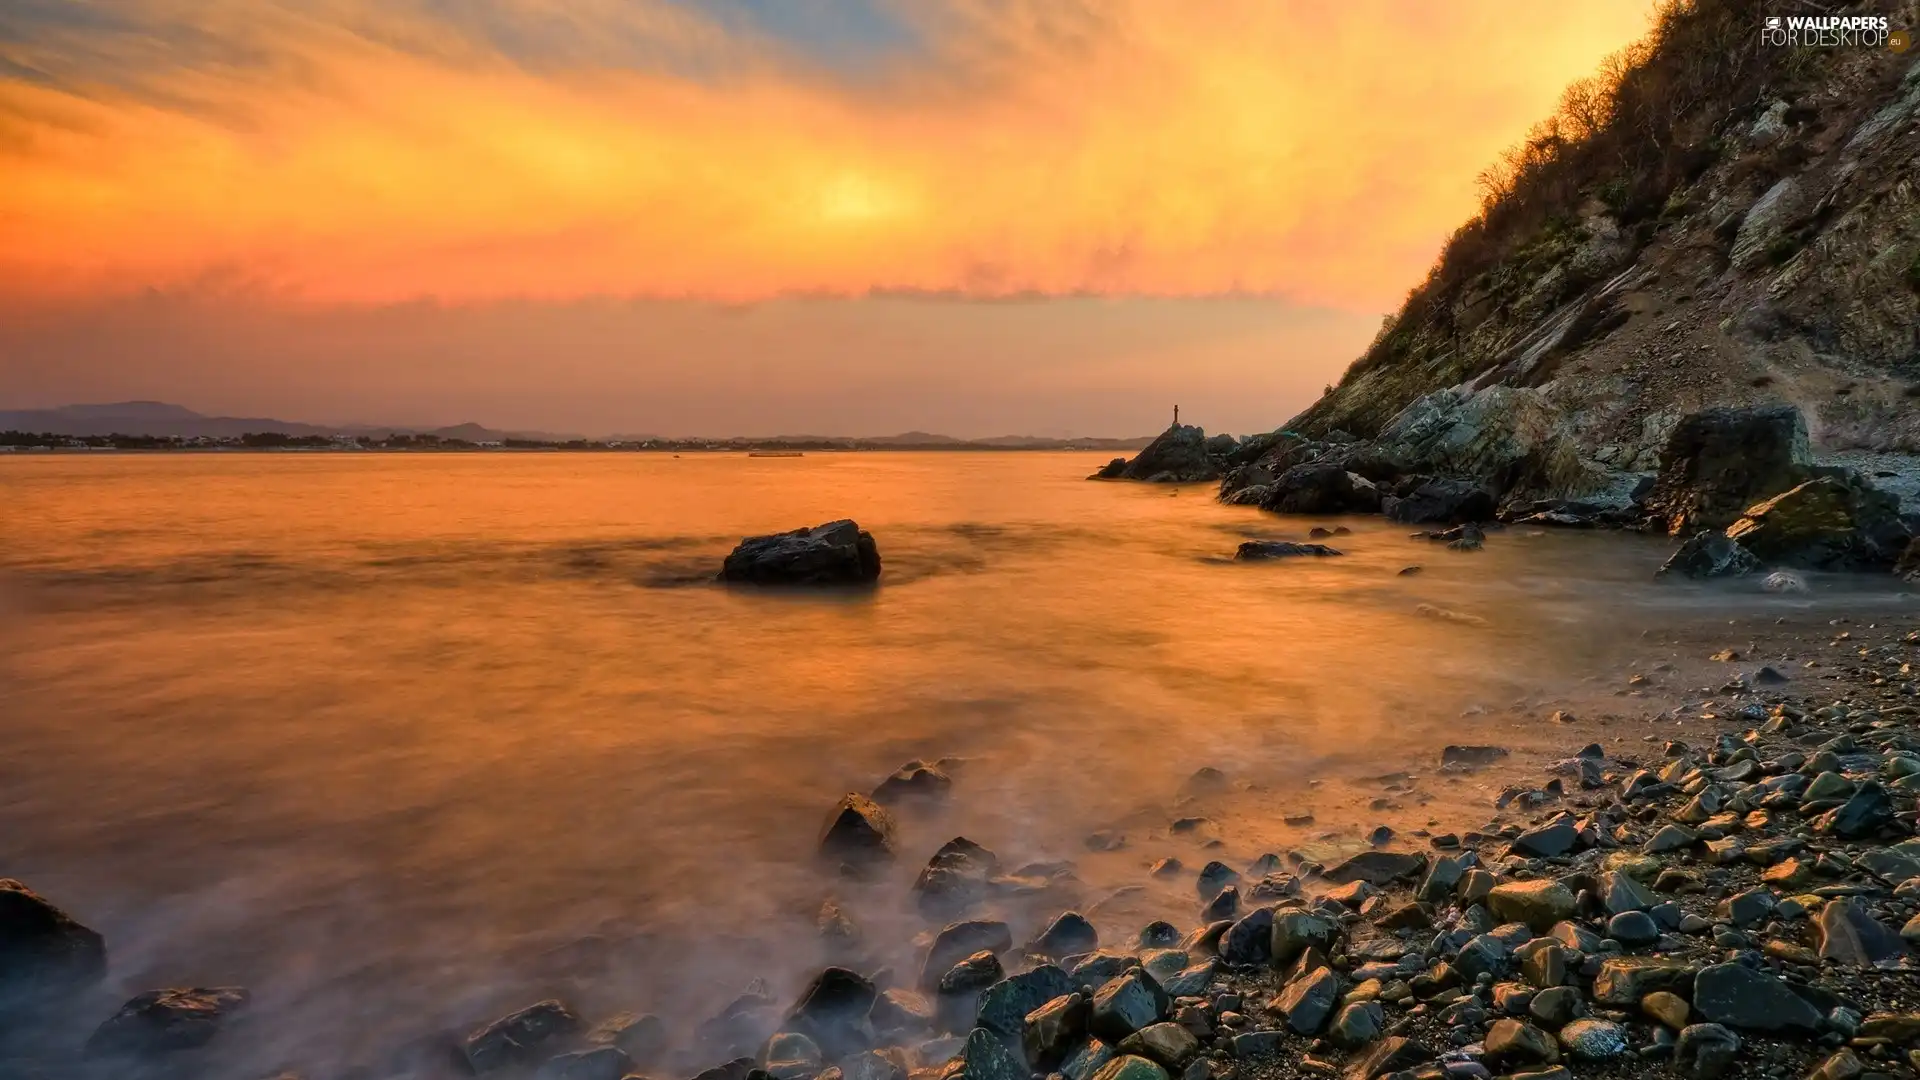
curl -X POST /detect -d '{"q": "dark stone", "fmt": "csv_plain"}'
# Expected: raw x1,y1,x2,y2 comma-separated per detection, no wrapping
1024,993,1091,1069
1813,898,1908,967
1691,963,1821,1032
1259,463,1383,515
819,794,898,863
975,965,1075,1038
1088,970,1168,1043
871,761,952,806
1032,912,1100,959
912,838,1000,914
921,921,1013,990
1195,861,1241,901
1235,541,1342,559
1605,911,1660,946
1322,850,1427,886
959,1025,1029,1080
786,967,878,1059
1658,532,1759,579
1218,907,1274,965
1200,885,1239,922
1440,745,1508,768
720,519,880,584
0,878,107,999
86,987,252,1059
1269,966,1339,1035
1508,821,1578,858
1384,478,1496,525
1673,1024,1741,1079
1643,405,1812,534
1814,782,1897,839
1095,457,1129,480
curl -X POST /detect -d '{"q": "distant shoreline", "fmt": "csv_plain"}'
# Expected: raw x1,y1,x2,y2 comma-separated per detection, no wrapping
0,442,1149,455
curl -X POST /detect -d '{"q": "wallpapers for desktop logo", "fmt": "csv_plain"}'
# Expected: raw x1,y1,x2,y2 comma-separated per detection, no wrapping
1761,13,1908,51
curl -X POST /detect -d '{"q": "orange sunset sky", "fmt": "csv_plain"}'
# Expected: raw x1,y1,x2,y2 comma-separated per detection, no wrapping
0,0,1660,437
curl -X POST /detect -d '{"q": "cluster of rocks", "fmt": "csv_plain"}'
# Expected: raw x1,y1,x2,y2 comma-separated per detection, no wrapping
9,647,1920,1080
1092,426,1250,485
1652,408,1918,582
1126,397,1919,582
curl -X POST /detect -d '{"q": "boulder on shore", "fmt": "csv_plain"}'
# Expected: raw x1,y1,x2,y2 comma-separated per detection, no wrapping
1383,478,1496,525
1724,474,1910,571
0,878,107,998
719,520,880,586
1259,464,1382,515
1658,531,1760,579
1642,404,1812,534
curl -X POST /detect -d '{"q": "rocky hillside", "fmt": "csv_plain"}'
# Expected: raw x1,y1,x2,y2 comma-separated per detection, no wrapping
1288,0,1920,468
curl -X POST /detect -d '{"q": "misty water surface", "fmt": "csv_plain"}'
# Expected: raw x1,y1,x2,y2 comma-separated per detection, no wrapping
0,451,1895,1078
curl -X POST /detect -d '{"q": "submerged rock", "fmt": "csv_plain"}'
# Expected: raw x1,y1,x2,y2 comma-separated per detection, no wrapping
0,878,107,998
719,520,880,585
1235,541,1342,559
86,986,251,1059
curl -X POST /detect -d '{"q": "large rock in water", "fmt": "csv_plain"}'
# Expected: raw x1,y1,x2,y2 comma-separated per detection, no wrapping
1724,474,1910,570
719,520,880,585
818,794,898,863
1373,385,1599,497
1106,424,1223,483
1643,405,1812,533
0,879,107,998
1258,464,1382,515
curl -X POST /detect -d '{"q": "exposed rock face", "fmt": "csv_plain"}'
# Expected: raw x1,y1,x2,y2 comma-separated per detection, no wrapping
1724,474,1911,570
1259,464,1382,515
1901,537,1920,581
1644,406,1813,534
719,520,880,585
1373,386,1601,498
1383,478,1497,525
1100,425,1227,483
0,879,107,998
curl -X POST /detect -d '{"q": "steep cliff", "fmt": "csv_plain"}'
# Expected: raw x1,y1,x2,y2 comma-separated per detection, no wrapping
1287,0,1920,469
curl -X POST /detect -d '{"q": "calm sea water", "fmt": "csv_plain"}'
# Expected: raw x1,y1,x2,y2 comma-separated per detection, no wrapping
0,452,1900,1077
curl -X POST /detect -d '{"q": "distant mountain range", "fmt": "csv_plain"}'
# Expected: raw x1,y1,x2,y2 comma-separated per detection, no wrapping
1,402,1155,449
0,402,577,442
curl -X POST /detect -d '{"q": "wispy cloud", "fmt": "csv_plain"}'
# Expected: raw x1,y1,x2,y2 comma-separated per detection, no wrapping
0,0,1658,307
